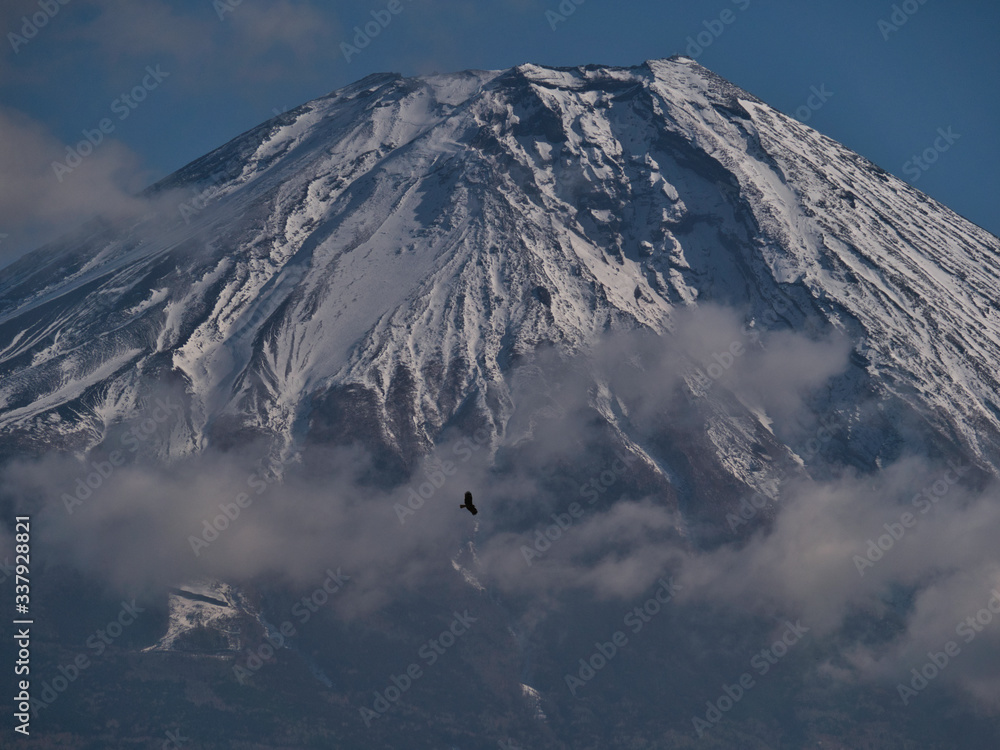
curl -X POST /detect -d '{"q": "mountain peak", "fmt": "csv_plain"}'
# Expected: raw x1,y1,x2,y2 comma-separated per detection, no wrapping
1,60,998,486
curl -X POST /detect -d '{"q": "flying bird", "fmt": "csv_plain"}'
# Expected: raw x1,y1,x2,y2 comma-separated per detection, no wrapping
460,491,478,515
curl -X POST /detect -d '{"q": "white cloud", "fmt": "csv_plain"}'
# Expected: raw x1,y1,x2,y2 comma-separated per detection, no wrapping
0,106,155,266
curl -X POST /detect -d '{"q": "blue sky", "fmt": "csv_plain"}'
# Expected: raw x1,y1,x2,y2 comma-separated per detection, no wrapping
1,0,996,265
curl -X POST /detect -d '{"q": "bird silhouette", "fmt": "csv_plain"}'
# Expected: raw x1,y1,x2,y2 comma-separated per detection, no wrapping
460,490,478,515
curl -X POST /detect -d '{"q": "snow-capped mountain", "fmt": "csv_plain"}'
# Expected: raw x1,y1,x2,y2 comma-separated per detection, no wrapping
1,55,998,490
7,56,1000,750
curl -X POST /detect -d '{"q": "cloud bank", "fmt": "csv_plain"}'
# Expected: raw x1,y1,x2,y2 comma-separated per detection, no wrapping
2,302,998,710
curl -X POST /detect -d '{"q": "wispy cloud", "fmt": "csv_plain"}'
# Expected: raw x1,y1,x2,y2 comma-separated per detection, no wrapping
0,105,155,266
3,298,999,712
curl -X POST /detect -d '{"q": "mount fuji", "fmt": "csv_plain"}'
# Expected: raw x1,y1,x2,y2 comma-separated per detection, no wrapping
1,56,997,473
3,57,1000,748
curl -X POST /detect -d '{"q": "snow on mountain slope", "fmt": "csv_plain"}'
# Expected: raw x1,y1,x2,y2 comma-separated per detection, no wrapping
145,581,246,653
738,96,1000,462
0,57,998,488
